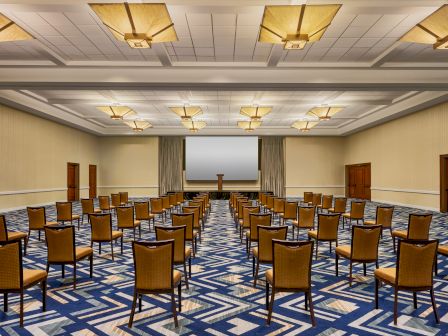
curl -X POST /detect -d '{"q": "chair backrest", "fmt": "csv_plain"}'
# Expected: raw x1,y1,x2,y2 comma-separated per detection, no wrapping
375,206,394,228
189,201,203,219
350,201,366,219
242,206,259,228
237,201,250,219
283,201,298,220
89,213,112,241
169,193,177,207
172,213,194,240
312,193,322,206
150,198,164,214
407,213,432,240
192,197,205,215
351,225,381,261
257,226,288,262
116,206,135,229
134,201,150,220
56,202,73,221
182,206,200,228
0,241,22,290
333,197,347,213
99,196,111,211
258,192,263,203
303,192,313,203
81,198,95,215
235,197,247,210
397,239,437,288
260,193,267,206
111,193,121,207
132,240,174,290
298,206,315,228
0,215,8,241
273,198,285,213
176,192,184,204
45,225,75,263
155,226,186,263
119,192,129,204
27,206,47,230
272,240,313,289
317,213,340,240
161,196,170,209
249,213,271,240
266,195,274,209
321,195,333,209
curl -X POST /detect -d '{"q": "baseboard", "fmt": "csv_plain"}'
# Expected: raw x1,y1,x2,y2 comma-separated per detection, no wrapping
0,201,57,213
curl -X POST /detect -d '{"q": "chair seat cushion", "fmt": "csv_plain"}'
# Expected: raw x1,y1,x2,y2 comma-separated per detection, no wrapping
328,208,335,212
265,269,273,285
374,267,396,284
8,231,27,241
94,209,102,213
238,219,243,225
291,220,298,225
112,231,123,239
173,270,182,285
391,230,407,239
23,269,47,287
253,247,258,258
364,220,376,225
185,247,192,258
335,245,351,258
46,221,58,226
342,213,351,218
308,230,318,239
438,245,448,256
76,246,93,260
72,215,80,220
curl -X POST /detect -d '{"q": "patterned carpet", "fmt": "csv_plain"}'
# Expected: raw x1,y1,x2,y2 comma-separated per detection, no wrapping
1,198,448,335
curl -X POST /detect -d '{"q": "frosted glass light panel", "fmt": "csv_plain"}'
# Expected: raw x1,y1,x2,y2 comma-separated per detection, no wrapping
186,137,258,181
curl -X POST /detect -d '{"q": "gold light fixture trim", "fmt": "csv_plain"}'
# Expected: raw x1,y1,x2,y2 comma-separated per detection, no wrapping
400,5,448,50
96,106,136,120
124,120,152,132
240,106,272,120
238,120,262,132
306,106,343,120
170,106,203,120
89,2,177,49
0,13,33,42
181,120,206,133
259,4,341,50
292,120,319,132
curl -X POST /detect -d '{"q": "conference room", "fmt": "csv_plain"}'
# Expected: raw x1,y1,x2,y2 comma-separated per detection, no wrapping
1,0,448,335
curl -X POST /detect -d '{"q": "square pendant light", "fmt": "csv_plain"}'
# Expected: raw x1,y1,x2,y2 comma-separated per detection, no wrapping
170,106,203,120
124,120,152,132
96,106,136,120
238,120,262,132
292,120,319,132
0,13,33,42
306,106,343,120
240,106,272,120
181,120,206,133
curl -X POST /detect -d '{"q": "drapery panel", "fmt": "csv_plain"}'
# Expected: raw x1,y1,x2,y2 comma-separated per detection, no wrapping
159,136,183,195
260,136,285,197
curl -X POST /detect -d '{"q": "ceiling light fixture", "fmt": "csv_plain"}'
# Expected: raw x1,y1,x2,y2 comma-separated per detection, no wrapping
181,120,206,133
240,106,272,120
306,106,343,120
259,4,341,50
292,120,319,132
124,120,152,132
238,120,262,132
89,2,177,49
0,13,33,42
170,106,203,120
400,5,448,49
96,106,136,120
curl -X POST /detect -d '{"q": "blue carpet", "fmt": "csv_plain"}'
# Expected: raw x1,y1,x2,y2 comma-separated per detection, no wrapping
1,199,448,335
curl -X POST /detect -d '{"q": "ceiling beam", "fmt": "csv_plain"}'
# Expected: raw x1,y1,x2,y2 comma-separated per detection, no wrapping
152,44,173,67
266,45,284,67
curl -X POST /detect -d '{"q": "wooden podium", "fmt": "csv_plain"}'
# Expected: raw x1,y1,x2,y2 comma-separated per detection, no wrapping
217,174,224,191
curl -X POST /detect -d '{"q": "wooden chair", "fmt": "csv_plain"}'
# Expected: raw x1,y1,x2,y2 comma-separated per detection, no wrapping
0,214,28,255
436,244,448,275
98,195,115,213
265,195,275,213
116,206,141,240
172,213,198,257
365,206,394,239
308,213,340,260
155,225,192,289
391,213,432,253
280,201,298,227
161,195,172,216
175,191,185,209
292,206,315,239
191,198,206,227
301,192,313,205
111,193,121,209
374,239,439,325
328,197,347,214
317,195,333,214
246,213,272,257
310,193,322,208
169,193,178,212
119,192,130,205
150,198,165,223
182,206,202,243
27,206,57,241
253,226,288,287
134,201,155,231
272,198,285,222
239,206,259,242
259,193,267,211
0,241,47,327
342,201,366,228
234,199,250,227
45,225,93,289
81,198,101,224
335,225,382,286
266,240,315,326
56,202,80,229
128,240,182,328
89,213,123,261
233,196,248,218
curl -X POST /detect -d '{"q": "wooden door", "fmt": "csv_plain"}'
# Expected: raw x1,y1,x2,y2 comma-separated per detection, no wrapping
67,162,80,201
345,163,371,200
441,155,448,212
89,164,97,198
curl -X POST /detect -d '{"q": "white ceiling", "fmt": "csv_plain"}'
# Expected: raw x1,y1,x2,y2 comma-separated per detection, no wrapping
0,0,448,136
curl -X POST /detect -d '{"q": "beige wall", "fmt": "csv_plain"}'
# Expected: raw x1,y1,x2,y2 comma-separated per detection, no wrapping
0,104,99,210
285,137,345,197
98,136,159,197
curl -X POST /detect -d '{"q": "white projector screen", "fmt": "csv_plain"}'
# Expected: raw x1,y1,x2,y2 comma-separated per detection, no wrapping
185,136,258,181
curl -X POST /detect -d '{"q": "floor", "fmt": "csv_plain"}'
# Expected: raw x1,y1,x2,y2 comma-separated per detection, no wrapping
1,199,448,335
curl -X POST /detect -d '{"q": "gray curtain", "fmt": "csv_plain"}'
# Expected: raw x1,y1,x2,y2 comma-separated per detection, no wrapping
159,136,183,195
261,136,285,197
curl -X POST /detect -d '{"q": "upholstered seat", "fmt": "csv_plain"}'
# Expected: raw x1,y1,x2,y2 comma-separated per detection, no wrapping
374,267,396,284
328,208,335,212
23,269,47,287
8,231,28,241
342,212,350,218
0,215,28,255
76,246,93,260
90,213,123,260
265,269,273,284
364,220,375,225
112,231,123,239
438,245,448,255
391,230,407,239
335,245,351,258
253,246,259,257
307,230,317,239
173,270,182,285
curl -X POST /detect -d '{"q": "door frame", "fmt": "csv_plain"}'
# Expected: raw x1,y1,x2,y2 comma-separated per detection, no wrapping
89,164,97,199
345,162,371,200
440,155,448,212
67,162,80,201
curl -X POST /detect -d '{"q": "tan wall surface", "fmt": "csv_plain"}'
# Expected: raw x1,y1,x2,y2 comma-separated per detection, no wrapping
0,104,99,210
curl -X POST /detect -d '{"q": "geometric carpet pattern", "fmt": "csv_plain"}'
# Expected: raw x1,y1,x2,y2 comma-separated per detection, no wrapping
1,198,448,335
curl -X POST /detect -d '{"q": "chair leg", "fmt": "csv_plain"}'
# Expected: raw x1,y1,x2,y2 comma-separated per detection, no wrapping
73,263,77,290
304,292,308,310
329,241,332,254
24,237,28,256
267,289,276,325
435,256,438,276
121,236,124,254
111,241,114,261
19,291,24,327
128,290,138,328
254,259,260,287
349,261,353,287
139,225,141,238
38,230,41,241
393,288,398,325
430,287,439,324
335,254,339,276
189,257,192,278
178,282,182,312
265,282,269,310
252,257,255,277
413,292,417,309
375,278,379,309
42,280,47,311
315,241,318,260
90,255,93,278
62,265,65,278
99,242,102,255
138,295,142,312
308,290,316,327
183,263,189,290
3,293,7,312
363,263,367,276
171,290,179,328
393,235,396,253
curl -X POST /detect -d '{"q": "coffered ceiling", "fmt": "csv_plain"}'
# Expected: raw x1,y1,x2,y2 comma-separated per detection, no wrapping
0,0,448,136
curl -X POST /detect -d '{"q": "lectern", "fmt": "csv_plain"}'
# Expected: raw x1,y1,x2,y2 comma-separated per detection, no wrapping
217,174,224,191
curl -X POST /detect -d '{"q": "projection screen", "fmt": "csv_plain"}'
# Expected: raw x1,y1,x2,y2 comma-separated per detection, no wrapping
185,136,258,180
